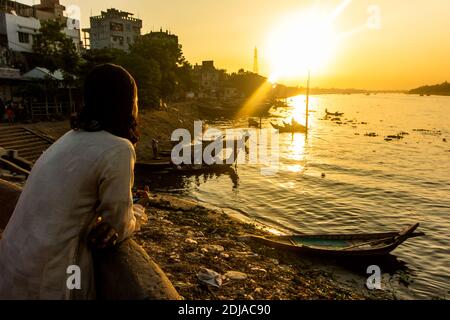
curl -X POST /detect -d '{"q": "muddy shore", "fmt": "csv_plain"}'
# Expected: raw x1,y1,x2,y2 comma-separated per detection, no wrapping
135,193,386,300
6,101,390,300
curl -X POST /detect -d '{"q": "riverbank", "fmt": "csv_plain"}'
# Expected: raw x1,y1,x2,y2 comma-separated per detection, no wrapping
4,100,392,300
134,193,383,300
0,176,386,300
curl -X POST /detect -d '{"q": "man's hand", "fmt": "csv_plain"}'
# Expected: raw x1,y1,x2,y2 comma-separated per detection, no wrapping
135,185,151,207
88,217,119,250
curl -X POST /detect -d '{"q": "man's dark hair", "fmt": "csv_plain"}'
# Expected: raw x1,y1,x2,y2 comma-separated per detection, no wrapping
75,64,140,144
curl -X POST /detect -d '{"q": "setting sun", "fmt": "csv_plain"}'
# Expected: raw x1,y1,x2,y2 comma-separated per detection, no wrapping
266,8,338,82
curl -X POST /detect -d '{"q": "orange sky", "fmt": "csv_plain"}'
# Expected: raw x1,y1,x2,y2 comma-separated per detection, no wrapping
23,0,450,90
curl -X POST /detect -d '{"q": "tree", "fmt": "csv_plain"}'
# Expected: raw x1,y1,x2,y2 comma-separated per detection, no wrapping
33,20,80,76
77,48,162,107
176,61,195,93
73,31,194,108
116,54,162,107
130,32,186,99
78,48,124,82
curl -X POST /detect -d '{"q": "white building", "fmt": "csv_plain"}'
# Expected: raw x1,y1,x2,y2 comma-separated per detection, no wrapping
0,12,41,53
64,25,82,52
0,0,82,54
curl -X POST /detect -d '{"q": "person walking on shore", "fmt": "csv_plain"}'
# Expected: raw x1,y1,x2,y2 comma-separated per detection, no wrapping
5,104,15,126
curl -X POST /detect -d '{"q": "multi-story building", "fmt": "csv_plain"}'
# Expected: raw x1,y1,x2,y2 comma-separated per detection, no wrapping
193,61,231,98
0,0,82,54
0,0,33,16
83,8,142,51
0,12,40,54
32,0,65,21
145,29,178,44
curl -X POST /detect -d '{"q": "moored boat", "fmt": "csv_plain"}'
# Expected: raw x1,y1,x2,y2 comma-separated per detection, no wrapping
248,118,261,128
325,109,344,117
245,224,424,258
271,122,307,133
170,163,235,174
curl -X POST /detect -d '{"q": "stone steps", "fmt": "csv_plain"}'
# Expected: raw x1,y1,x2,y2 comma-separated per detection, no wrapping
0,127,54,163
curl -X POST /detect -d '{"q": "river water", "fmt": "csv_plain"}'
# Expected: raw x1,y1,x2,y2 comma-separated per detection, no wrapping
139,94,450,299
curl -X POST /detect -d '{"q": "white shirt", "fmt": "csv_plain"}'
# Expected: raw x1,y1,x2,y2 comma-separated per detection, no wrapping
0,130,137,300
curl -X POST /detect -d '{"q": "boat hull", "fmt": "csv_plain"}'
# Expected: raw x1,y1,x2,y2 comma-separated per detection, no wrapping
246,225,424,258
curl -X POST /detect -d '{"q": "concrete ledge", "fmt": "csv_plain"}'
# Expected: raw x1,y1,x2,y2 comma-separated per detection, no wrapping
94,239,181,300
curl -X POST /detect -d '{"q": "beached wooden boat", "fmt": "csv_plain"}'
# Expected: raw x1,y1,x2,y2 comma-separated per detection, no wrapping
246,224,424,257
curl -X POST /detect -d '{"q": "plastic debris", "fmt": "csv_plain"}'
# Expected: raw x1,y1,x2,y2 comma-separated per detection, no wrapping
197,268,223,288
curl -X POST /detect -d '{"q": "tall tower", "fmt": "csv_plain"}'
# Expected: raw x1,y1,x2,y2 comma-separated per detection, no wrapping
253,47,259,74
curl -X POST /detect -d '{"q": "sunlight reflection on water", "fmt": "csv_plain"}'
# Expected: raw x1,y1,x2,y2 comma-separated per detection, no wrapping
138,94,450,299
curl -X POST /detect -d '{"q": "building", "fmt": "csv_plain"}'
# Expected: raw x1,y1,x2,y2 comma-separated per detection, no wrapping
0,66,22,101
0,0,33,16
0,0,82,53
33,0,82,51
146,29,178,44
0,1,81,115
32,0,65,21
83,8,142,51
193,61,230,98
195,61,219,96
0,12,40,53
0,0,66,20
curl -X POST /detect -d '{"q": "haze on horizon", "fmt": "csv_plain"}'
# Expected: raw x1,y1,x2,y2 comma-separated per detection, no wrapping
22,0,450,90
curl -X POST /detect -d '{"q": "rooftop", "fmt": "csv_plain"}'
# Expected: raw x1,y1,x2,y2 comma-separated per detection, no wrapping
91,8,142,23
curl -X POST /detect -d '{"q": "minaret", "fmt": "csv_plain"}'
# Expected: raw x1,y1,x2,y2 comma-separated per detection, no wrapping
253,47,259,74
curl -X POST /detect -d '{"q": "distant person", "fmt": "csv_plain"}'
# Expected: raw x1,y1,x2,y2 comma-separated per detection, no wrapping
0,64,151,300
152,138,159,159
5,104,15,126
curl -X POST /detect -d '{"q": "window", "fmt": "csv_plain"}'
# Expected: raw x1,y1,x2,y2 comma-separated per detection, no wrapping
110,22,124,32
112,35,124,46
18,32,30,44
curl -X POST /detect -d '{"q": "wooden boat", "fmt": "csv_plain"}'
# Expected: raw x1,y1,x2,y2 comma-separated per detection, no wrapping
248,118,261,128
170,163,235,174
246,224,424,257
135,159,173,172
271,122,307,133
325,110,344,117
